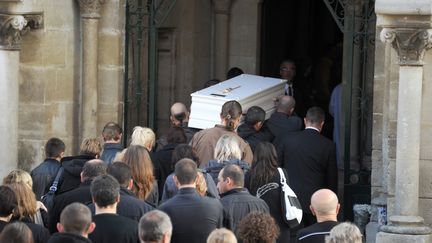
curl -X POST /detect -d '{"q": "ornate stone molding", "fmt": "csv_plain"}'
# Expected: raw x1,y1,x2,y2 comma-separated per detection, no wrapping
0,13,44,50
0,14,27,50
380,28,432,65
77,0,106,19
212,0,232,15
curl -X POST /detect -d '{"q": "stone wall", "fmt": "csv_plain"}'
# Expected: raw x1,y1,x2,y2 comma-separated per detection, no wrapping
0,0,125,172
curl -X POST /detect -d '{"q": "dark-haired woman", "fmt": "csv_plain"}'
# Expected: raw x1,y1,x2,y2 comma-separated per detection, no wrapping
245,142,291,243
190,100,253,168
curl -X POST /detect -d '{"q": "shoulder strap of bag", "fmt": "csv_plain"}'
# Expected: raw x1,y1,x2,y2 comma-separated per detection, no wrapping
48,167,64,193
277,167,290,185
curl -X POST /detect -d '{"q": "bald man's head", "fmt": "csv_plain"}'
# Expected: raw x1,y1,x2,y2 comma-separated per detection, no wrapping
170,102,189,126
277,96,296,115
310,189,339,219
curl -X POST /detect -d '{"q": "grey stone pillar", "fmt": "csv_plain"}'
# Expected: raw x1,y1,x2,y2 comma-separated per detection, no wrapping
212,0,232,80
376,28,432,243
77,0,105,139
0,13,43,179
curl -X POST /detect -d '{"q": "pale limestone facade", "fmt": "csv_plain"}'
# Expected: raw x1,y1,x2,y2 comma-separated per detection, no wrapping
2,0,432,242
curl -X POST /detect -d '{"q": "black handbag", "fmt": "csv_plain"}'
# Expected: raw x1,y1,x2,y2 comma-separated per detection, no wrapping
41,167,64,211
277,167,303,228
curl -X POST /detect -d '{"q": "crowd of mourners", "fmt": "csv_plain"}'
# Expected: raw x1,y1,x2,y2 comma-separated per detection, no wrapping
0,96,361,243
0,96,363,243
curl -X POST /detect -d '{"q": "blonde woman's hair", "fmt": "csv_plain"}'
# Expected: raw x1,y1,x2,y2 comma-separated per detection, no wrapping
122,145,155,200
5,182,37,220
214,135,242,163
130,126,156,151
3,170,33,189
196,171,207,197
207,228,237,243
80,138,102,158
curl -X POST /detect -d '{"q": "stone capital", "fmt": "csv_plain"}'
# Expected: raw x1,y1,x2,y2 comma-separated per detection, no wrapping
0,14,27,50
380,28,432,66
77,0,105,19
212,0,232,15
0,13,44,50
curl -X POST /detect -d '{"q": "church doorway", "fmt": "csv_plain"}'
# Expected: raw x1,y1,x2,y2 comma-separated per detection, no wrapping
260,0,376,221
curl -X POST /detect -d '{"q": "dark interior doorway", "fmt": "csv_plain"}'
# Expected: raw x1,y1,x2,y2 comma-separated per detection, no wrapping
260,0,343,123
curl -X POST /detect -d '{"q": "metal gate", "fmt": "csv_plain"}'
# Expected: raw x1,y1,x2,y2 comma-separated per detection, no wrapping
323,0,376,220
123,0,177,144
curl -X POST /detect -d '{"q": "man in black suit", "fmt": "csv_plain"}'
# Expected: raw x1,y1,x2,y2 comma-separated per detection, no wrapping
276,107,338,227
158,159,223,243
89,174,139,243
49,159,106,233
264,95,302,142
88,162,154,221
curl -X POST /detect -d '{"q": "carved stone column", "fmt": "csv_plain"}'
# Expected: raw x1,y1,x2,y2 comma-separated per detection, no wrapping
212,0,232,80
376,28,432,242
77,0,105,140
0,13,42,179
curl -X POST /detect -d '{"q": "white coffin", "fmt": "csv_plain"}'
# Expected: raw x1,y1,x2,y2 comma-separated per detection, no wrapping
189,74,285,129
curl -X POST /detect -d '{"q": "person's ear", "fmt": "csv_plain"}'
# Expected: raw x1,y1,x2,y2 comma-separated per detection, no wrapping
303,118,307,126
57,223,64,233
116,195,120,203
173,175,180,188
59,151,65,159
253,121,263,131
87,222,96,234
80,172,85,183
310,206,316,216
336,203,341,215
127,179,133,190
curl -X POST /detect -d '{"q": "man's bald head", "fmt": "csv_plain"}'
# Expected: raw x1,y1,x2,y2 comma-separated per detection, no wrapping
170,102,189,126
277,96,296,115
310,189,339,217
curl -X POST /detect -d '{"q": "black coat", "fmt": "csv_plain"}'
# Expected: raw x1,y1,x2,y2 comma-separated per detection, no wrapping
56,155,95,194
48,233,92,243
219,188,269,231
297,221,339,243
89,214,139,243
1,220,51,243
31,158,61,200
245,170,291,243
237,124,273,152
158,188,223,243
49,180,93,233
276,128,338,215
264,112,303,142
89,187,154,222
152,143,178,199
100,143,123,164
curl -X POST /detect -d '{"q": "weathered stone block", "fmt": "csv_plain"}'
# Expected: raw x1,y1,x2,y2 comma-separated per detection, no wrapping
98,33,122,66
100,0,122,30
18,104,46,139
420,125,432,161
42,31,68,66
371,149,383,187
20,31,44,65
419,160,432,198
376,231,432,243
19,67,49,104
98,67,122,104
44,67,75,102
43,0,77,30
44,102,75,138
18,139,45,171
372,114,383,149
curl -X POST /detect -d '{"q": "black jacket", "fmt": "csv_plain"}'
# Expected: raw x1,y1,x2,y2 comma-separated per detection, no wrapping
100,143,123,164
205,159,250,186
264,111,303,141
48,233,92,243
237,124,273,152
219,188,269,231
89,214,139,243
159,188,223,243
89,187,154,222
31,158,61,200
276,128,338,215
297,221,339,243
152,143,178,199
49,180,93,233
56,155,95,194
1,220,51,243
